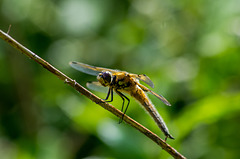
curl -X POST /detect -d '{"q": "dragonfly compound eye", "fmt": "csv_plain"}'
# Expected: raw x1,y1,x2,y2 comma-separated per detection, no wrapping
102,71,112,83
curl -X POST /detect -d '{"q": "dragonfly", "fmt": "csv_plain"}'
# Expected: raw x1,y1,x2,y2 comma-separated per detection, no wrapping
69,61,174,140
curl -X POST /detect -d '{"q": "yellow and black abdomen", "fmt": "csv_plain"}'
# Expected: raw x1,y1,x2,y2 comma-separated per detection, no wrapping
130,85,174,139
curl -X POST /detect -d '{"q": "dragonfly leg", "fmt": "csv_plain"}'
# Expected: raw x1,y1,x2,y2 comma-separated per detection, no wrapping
104,88,113,102
115,90,130,124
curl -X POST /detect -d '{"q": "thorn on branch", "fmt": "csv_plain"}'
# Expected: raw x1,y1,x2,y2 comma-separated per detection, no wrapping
64,79,69,84
7,25,11,34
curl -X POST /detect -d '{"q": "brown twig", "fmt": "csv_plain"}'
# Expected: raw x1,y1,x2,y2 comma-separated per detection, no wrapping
0,29,186,159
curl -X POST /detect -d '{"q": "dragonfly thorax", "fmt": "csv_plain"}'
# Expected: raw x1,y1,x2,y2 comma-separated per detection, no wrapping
97,71,113,87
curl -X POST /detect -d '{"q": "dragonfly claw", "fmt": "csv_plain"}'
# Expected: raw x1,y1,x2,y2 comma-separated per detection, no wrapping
165,134,175,141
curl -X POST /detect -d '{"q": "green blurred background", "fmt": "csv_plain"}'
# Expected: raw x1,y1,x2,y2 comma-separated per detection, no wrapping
0,0,240,158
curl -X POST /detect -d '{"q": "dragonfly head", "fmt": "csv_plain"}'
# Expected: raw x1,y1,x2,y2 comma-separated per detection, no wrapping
97,71,113,86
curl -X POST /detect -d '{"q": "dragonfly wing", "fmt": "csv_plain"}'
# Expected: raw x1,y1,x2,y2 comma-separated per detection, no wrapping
148,89,171,106
137,83,171,106
86,81,109,93
131,74,154,88
70,61,101,76
69,61,119,76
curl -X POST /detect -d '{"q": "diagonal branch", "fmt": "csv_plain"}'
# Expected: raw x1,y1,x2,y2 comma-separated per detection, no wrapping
0,29,186,159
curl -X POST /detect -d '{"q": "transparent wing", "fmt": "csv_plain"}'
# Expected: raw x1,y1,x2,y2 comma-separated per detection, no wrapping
69,61,119,76
148,89,171,106
137,83,171,106
86,81,109,93
130,74,154,88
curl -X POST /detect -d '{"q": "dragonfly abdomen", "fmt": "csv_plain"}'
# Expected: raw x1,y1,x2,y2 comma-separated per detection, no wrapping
131,86,174,140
